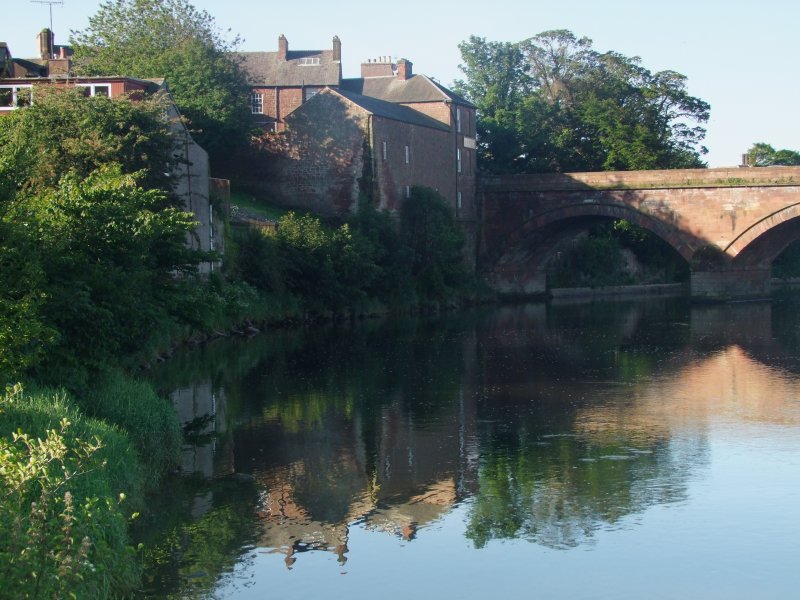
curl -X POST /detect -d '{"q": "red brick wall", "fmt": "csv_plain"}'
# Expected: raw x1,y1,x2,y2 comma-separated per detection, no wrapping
265,91,370,215
402,101,452,126
278,88,303,124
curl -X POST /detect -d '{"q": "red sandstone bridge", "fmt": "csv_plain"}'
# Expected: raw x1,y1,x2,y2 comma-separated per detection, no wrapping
479,166,800,300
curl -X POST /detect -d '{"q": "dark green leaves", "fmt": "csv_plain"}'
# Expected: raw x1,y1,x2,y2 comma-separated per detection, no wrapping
456,30,710,173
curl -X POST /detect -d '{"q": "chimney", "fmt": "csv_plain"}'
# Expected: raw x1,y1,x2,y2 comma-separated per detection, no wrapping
332,35,341,62
360,57,395,78
38,28,54,60
278,34,288,60
396,58,412,81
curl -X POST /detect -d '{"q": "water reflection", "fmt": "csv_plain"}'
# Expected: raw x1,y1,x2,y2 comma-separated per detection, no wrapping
140,298,800,597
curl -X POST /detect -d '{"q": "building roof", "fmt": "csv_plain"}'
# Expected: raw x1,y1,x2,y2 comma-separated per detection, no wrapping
323,87,450,131
341,74,475,108
10,58,47,78
236,50,341,87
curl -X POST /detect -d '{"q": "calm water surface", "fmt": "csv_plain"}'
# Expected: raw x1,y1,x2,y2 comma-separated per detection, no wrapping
139,298,800,599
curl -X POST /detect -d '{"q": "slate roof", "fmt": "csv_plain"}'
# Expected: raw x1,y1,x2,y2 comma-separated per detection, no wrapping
236,50,341,87
341,74,475,108
10,58,47,77
319,87,450,131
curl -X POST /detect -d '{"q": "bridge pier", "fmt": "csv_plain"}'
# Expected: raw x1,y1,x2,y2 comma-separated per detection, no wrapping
485,264,547,297
690,268,772,302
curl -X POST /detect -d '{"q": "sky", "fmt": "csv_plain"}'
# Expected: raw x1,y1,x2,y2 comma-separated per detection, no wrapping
4,0,799,167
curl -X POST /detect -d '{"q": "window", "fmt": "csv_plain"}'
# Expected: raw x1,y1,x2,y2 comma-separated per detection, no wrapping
382,141,387,161
80,84,111,98
298,57,320,66
405,145,410,164
457,191,462,209
0,85,32,109
457,148,462,173
405,185,411,199
251,92,263,114
456,108,461,133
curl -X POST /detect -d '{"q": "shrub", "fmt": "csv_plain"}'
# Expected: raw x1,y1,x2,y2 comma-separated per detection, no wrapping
0,384,141,598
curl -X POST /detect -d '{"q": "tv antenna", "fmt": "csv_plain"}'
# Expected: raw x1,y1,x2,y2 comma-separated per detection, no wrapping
30,0,64,33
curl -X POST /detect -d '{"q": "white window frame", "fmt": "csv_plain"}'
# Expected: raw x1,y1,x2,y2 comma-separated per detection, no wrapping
251,92,263,114
298,57,321,66
405,145,410,164
0,84,33,110
457,148,462,173
80,84,111,98
456,107,462,133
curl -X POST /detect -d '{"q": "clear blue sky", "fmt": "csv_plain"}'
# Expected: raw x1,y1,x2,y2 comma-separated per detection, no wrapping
5,0,798,167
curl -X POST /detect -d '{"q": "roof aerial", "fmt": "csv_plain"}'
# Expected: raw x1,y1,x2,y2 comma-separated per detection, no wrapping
30,0,64,33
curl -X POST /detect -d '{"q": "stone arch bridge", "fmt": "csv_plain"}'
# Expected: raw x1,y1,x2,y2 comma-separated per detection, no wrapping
478,166,800,301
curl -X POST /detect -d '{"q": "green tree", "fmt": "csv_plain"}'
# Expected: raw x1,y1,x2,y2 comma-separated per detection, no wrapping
456,30,710,173
71,0,252,170
0,85,173,196
0,86,203,381
746,142,800,166
400,187,468,299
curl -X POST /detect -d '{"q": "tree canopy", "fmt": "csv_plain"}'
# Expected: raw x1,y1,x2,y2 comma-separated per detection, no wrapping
0,87,202,382
71,0,252,171
455,30,710,173
746,142,800,167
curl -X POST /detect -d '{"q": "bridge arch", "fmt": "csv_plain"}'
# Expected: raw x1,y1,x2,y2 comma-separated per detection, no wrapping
726,203,800,268
483,201,691,296
498,201,695,263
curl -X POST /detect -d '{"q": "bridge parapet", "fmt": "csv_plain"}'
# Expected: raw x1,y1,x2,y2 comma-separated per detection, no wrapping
482,166,800,192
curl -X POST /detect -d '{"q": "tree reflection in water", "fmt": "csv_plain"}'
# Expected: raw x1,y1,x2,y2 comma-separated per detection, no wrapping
140,297,800,596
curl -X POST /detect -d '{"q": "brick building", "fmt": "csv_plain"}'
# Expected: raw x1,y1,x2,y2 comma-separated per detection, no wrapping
239,36,478,258
237,34,342,132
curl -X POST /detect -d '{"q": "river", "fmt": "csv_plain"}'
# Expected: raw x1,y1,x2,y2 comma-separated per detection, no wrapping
137,297,800,599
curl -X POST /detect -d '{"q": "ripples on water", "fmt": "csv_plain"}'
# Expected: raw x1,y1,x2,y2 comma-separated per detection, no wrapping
138,298,800,599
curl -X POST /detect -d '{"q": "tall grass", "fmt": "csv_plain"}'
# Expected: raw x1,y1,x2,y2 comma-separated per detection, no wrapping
0,384,142,597
79,370,183,493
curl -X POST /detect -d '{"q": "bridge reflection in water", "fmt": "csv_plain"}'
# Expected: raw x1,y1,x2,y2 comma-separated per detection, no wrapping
141,299,800,596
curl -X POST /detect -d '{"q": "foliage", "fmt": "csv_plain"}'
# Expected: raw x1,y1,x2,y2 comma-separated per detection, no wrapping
0,384,141,598
79,371,182,491
746,142,800,167
772,240,800,279
400,187,469,299
547,220,688,288
456,30,710,173
71,0,253,169
224,188,475,315
0,86,213,383
276,212,381,313
10,167,201,380
0,85,173,196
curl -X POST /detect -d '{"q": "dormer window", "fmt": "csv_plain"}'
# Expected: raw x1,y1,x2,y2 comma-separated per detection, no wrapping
298,57,320,66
